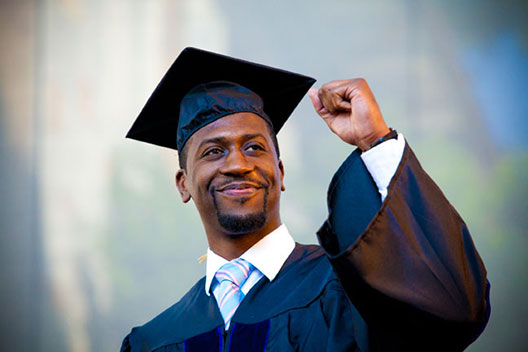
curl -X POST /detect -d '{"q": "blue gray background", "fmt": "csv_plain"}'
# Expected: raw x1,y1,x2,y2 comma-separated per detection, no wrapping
1,0,527,350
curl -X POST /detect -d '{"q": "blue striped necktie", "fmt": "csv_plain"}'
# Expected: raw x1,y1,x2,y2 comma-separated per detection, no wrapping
214,258,254,327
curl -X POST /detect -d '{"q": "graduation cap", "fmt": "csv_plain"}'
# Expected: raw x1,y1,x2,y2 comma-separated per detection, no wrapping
126,47,316,151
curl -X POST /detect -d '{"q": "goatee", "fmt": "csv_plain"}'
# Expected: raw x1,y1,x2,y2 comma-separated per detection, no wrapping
212,186,269,235
217,212,267,235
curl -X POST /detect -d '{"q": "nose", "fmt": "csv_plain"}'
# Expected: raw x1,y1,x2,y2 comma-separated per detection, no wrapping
219,148,253,176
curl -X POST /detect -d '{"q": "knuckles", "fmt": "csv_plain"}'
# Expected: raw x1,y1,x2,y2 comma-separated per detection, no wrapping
351,77,367,86
317,78,372,113
319,78,368,96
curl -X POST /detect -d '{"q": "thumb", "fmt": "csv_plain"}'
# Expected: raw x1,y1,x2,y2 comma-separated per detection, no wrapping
308,88,333,122
308,88,323,114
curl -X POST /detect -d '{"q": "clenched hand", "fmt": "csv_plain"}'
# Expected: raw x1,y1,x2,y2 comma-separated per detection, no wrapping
308,78,390,151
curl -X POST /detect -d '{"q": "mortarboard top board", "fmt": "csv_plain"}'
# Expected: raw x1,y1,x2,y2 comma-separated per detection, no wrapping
126,47,316,151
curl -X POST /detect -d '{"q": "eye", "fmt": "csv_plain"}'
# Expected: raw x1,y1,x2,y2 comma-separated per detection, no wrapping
203,147,224,157
246,143,265,152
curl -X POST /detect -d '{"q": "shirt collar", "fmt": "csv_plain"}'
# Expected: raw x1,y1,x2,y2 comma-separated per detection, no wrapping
204,224,295,295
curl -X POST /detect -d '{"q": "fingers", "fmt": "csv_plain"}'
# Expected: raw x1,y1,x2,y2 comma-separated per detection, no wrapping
310,78,376,120
308,78,388,147
309,85,349,115
316,80,357,114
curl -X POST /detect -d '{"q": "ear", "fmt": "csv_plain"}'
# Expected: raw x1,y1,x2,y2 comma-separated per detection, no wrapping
278,159,286,191
175,169,192,203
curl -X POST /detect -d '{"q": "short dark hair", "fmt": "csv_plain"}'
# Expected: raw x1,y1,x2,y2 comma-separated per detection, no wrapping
178,121,280,170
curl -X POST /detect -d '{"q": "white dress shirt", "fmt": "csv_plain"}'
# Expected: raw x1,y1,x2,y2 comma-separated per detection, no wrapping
361,133,405,201
205,224,295,299
205,134,406,327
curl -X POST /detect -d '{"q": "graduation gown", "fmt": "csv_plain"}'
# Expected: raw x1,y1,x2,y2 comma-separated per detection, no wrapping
120,144,490,351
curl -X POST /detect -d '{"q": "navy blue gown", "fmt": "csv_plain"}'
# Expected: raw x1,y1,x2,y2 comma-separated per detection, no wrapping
120,145,490,351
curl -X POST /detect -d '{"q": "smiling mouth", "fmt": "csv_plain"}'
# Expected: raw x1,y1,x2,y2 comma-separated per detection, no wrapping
216,183,262,197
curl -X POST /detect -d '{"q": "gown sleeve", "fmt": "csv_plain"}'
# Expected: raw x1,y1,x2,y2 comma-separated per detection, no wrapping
120,334,131,352
317,143,490,351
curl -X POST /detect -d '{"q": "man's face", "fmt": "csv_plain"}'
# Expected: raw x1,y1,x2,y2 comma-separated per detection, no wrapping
176,112,285,236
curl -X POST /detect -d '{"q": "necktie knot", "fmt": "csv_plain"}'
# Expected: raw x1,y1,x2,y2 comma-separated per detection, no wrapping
215,258,254,287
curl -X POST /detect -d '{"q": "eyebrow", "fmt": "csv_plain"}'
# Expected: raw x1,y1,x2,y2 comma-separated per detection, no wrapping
197,133,267,150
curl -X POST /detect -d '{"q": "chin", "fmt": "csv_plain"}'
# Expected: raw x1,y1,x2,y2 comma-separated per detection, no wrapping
217,211,267,235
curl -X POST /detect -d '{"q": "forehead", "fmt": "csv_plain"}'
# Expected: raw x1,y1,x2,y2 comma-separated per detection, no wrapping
186,112,273,149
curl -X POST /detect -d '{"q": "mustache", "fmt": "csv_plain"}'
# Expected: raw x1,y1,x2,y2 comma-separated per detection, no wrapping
211,178,268,192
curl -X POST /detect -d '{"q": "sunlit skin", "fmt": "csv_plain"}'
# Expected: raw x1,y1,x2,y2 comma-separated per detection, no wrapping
309,78,389,151
175,113,285,260
176,78,389,260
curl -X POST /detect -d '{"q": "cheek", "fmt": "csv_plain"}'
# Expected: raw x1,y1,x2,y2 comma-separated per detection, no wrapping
190,170,216,199
268,166,283,194
187,172,206,203
191,177,208,198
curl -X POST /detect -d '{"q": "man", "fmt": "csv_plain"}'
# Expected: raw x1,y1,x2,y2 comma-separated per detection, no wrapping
121,48,489,351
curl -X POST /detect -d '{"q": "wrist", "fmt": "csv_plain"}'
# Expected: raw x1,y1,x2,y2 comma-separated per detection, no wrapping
361,128,397,152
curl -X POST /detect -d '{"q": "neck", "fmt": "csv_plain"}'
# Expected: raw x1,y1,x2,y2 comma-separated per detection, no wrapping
206,219,281,260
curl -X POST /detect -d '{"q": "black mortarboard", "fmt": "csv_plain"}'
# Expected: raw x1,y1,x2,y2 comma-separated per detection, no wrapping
126,47,316,151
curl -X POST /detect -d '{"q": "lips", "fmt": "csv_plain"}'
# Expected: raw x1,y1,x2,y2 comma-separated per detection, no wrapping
215,181,264,197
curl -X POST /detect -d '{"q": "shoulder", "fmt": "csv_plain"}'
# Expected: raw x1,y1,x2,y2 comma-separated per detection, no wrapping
283,242,336,280
121,276,223,351
235,243,344,322
282,243,335,283
286,243,354,302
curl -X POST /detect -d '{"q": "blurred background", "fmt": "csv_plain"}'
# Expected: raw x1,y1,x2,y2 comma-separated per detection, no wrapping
1,0,527,351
